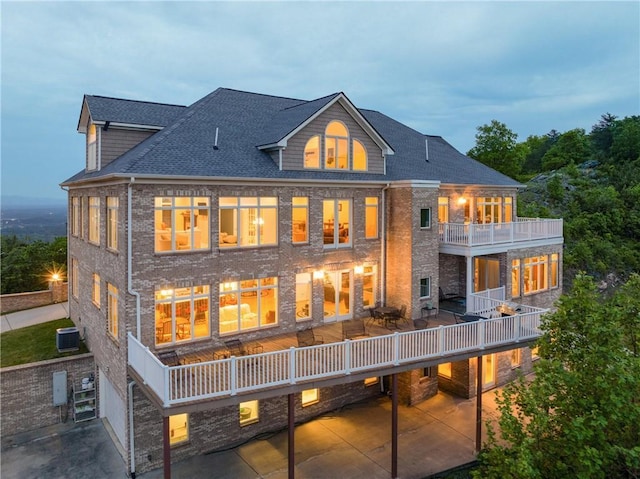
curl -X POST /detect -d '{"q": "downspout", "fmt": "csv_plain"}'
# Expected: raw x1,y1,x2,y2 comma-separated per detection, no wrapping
128,178,141,339
381,183,391,304
128,380,137,478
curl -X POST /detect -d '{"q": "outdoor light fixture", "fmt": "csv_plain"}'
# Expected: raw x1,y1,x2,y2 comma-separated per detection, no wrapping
354,265,364,275
313,270,324,280
457,196,467,205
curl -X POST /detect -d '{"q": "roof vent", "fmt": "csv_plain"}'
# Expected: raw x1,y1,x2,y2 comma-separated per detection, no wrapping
213,127,219,150
425,138,430,162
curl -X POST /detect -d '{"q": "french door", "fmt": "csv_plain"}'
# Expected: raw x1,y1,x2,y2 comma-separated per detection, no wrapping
323,270,352,322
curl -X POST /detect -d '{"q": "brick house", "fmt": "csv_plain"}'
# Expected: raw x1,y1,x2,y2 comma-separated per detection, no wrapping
61,88,563,476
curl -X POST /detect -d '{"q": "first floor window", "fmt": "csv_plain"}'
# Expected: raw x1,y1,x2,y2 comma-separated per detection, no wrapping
71,258,79,298
511,348,521,368
550,253,559,289
107,283,118,339
239,400,259,426
155,196,210,252
92,273,101,308
420,277,431,299
219,277,278,334
438,362,452,379
89,196,100,244
169,413,189,446
295,273,312,321
362,266,377,308
155,285,210,345
420,208,431,229
511,259,521,297
301,388,319,407
438,197,449,224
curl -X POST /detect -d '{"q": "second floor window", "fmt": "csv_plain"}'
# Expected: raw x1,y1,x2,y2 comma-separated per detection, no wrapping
107,197,118,251
438,197,449,224
89,197,100,244
71,258,79,299
219,197,277,248
420,208,431,229
155,285,210,345
71,197,80,237
92,273,101,308
524,255,548,294
292,197,308,244
323,199,351,248
219,278,278,334
365,197,378,239
362,265,377,308
511,259,521,297
325,121,348,169
155,197,210,253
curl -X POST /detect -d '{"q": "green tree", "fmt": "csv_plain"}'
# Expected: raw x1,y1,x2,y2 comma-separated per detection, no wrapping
467,120,525,178
590,113,617,157
611,115,640,163
475,274,640,479
541,128,590,171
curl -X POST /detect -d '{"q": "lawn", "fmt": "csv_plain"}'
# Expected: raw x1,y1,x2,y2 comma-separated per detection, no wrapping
1,318,89,367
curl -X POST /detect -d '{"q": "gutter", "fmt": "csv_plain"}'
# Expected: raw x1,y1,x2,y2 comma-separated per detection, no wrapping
128,381,136,478
127,178,141,339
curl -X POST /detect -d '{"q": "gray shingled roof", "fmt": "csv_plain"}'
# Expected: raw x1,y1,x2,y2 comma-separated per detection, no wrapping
63,88,521,187
80,95,186,129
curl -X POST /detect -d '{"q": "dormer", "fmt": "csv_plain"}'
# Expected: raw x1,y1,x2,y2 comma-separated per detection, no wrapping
77,95,186,172
257,93,393,174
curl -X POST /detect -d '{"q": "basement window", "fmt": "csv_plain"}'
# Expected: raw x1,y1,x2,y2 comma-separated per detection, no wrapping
169,413,189,446
239,400,259,426
301,388,319,407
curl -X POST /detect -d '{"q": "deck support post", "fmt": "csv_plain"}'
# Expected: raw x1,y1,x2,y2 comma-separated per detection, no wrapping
163,415,171,479
476,355,483,453
288,393,295,479
391,373,398,479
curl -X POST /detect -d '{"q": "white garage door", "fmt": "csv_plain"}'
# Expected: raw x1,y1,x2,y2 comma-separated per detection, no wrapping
99,368,127,448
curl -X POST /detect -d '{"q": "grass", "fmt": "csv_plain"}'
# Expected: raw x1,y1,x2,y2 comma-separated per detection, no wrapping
1,318,89,368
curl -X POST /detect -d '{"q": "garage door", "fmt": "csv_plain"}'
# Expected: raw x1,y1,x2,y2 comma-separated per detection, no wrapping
99,368,127,448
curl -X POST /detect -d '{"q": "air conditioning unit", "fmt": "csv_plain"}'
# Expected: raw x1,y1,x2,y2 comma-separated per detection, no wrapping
56,327,80,352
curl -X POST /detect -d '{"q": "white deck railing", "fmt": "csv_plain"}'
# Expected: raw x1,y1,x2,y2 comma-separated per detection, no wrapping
128,307,547,407
439,218,563,247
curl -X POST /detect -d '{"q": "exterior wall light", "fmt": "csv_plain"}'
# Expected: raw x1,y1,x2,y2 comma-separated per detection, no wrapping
354,265,364,275
313,270,324,280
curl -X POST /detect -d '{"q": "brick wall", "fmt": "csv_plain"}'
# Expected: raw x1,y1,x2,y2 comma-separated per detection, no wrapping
397,368,438,406
0,282,68,314
0,354,94,435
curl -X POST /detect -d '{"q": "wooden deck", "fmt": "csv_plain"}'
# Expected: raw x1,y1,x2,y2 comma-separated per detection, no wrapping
175,313,441,366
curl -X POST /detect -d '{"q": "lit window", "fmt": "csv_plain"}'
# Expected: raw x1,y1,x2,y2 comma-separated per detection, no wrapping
301,388,319,407
155,197,210,252
107,197,118,251
523,255,549,295
364,377,379,386
89,197,100,244
438,197,449,224
362,265,377,308
420,208,431,229
550,253,559,289
353,139,367,171
295,273,312,321
476,197,502,224
365,197,378,239
169,413,189,446
325,121,349,169
219,277,278,334
420,277,431,299
511,259,521,297
219,197,277,248
504,197,513,223
71,197,80,237
438,362,452,379
107,283,118,340
323,199,351,248
155,286,210,345
303,136,320,168
292,197,308,244
87,123,97,171
239,400,259,426
531,345,540,360
92,273,100,308
71,258,79,299
511,348,521,368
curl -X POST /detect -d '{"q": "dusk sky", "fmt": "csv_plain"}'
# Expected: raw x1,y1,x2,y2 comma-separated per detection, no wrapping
2,1,638,204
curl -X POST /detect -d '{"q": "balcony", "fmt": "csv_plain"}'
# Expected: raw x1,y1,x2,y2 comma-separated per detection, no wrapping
439,218,563,255
128,300,546,408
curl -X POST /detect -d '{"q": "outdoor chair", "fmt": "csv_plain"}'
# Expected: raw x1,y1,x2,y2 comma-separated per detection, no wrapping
342,318,370,340
296,328,324,347
413,318,429,330
439,287,458,302
224,338,263,357
367,307,384,326
158,350,180,366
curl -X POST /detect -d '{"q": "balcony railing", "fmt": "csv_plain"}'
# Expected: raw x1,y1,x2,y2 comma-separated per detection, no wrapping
128,306,546,407
439,218,563,247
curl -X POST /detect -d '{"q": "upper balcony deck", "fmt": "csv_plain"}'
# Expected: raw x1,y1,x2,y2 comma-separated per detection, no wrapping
439,217,563,255
128,296,547,410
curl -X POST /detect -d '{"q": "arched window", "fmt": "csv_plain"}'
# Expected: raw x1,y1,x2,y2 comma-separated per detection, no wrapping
303,136,320,168
353,139,367,171
325,121,349,169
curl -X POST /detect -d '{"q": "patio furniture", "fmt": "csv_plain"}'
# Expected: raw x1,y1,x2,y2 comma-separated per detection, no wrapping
367,307,384,326
385,304,408,328
224,339,263,357
296,328,324,347
454,313,485,323
439,287,459,301
421,301,438,318
342,318,370,340
158,350,180,366
413,318,429,330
